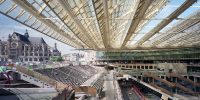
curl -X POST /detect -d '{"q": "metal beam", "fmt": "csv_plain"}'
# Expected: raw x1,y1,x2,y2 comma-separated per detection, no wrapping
178,35,200,46
42,0,90,49
91,0,105,48
6,4,17,14
0,0,198,51
57,0,99,49
13,0,82,48
121,0,152,48
136,0,197,45
165,31,200,47
151,11,200,46
92,0,107,49
102,0,110,48
0,0,5,4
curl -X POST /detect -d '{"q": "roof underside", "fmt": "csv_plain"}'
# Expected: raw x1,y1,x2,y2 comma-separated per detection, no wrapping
0,0,199,51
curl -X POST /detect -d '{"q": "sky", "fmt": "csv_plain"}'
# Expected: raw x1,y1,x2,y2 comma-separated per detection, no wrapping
0,14,78,55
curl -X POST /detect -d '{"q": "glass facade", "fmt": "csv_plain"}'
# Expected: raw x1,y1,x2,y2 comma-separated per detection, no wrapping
96,48,200,60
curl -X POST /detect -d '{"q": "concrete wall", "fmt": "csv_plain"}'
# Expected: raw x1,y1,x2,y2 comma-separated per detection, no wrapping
157,63,187,74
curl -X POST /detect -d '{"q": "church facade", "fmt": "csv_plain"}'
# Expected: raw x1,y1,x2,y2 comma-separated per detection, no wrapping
0,30,61,64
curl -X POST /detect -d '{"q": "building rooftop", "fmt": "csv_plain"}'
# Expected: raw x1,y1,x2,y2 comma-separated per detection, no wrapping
13,32,30,43
12,32,47,44
29,37,46,44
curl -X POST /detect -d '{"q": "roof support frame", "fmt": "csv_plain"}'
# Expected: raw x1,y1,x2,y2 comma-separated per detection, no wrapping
42,0,90,49
102,0,110,48
121,0,152,48
6,4,17,14
0,0,5,4
0,0,199,50
136,0,197,46
150,11,200,46
57,0,99,49
11,0,81,48
164,30,200,47
92,0,108,49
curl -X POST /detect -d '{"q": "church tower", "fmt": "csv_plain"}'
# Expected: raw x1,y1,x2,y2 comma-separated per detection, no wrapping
24,29,29,38
54,43,57,50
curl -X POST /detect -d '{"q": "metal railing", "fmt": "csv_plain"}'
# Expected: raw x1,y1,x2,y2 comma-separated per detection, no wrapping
8,88,36,100
8,65,74,99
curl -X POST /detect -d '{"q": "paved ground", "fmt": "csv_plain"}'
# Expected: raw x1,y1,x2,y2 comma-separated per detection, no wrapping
101,71,115,100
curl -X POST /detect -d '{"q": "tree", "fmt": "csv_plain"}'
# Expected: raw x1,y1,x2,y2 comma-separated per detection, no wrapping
50,56,63,62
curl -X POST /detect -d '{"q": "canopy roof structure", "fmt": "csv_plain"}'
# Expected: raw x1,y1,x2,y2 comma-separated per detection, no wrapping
0,0,199,51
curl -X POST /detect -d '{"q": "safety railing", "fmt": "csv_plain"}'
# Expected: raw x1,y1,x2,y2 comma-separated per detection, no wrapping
147,72,197,96
174,83,196,95
168,73,200,86
9,66,74,99
144,72,175,87
8,88,36,100
149,83,173,97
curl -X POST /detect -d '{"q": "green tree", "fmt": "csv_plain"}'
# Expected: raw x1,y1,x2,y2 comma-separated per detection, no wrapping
50,56,63,62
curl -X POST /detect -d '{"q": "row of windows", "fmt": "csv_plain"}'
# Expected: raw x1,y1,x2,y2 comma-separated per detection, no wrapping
0,52,6,55
120,65,156,69
22,53,49,56
23,58,49,61
1,45,47,51
22,49,48,51
0,58,7,61
22,46,48,51
1,52,49,56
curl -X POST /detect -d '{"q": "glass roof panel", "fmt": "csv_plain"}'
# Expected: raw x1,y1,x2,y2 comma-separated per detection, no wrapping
160,19,179,32
154,0,185,19
130,0,185,39
137,20,163,34
132,34,145,41
128,0,189,47
178,1,200,18
0,0,13,13
152,1,200,48
0,0,199,50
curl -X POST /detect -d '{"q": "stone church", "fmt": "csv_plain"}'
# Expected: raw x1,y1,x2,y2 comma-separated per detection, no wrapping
0,30,61,64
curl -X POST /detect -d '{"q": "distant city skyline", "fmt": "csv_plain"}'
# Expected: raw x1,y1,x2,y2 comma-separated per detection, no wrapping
0,14,77,55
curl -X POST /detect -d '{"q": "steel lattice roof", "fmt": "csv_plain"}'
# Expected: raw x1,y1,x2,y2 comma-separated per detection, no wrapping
0,0,199,51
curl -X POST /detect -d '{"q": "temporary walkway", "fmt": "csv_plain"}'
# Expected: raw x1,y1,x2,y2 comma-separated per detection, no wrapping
102,70,115,100
145,73,197,95
167,73,200,86
2,88,57,100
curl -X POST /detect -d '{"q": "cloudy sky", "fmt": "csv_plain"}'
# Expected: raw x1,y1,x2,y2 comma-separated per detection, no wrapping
0,14,78,55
